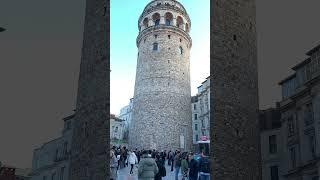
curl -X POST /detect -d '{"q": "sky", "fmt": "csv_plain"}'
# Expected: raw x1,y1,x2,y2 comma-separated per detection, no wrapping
110,0,210,115
1,0,320,169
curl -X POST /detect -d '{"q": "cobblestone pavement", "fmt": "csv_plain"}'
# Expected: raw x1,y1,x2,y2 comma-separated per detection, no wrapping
116,160,183,180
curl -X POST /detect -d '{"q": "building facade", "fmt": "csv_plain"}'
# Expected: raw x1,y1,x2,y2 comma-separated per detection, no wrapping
110,114,126,145
278,44,320,180
30,114,74,180
260,107,284,180
118,98,133,142
130,0,193,151
191,96,200,145
191,76,210,146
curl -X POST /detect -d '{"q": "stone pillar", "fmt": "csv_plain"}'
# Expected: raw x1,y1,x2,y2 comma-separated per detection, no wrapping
172,18,177,27
160,15,165,25
69,0,108,179
211,0,261,179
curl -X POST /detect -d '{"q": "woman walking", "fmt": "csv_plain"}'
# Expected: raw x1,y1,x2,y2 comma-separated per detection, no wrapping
110,150,118,180
128,150,138,174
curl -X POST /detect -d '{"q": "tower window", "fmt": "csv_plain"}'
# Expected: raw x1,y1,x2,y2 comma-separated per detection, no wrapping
233,35,237,41
168,35,171,39
155,19,160,26
153,43,158,51
165,12,173,26
155,34,158,38
180,39,182,42
179,46,183,55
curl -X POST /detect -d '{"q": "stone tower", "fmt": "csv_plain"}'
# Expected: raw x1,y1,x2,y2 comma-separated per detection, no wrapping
211,0,261,179
130,0,192,151
69,0,108,179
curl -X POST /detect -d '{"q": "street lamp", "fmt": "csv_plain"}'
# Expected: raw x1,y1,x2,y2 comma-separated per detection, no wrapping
0,27,6,32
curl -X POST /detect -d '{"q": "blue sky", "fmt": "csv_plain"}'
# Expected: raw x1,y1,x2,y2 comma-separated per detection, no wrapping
110,0,210,115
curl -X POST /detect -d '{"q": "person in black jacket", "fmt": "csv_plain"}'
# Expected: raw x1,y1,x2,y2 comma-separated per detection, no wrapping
188,153,199,180
155,154,166,180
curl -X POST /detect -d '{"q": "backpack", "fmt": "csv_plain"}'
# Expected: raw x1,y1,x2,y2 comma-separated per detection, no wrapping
200,157,210,173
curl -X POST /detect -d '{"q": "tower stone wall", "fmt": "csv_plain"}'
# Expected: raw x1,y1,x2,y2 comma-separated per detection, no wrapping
211,0,262,179
130,0,193,151
69,0,108,179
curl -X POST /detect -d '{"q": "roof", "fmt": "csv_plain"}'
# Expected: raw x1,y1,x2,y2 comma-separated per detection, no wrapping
306,43,320,56
292,58,311,71
278,73,296,85
62,113,75,121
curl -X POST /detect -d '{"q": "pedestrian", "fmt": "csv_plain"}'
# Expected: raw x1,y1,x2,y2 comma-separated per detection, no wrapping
128,150,138,174
137,150,141,163
170,151,174,171
174,151,182,180
188,153,199,180
181,153,189,180
110,150,118,180
138,150,159,180
198,152,210,180
155,154,166,180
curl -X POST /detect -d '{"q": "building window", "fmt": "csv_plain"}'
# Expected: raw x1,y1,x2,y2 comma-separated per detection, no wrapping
63,142,68,156
152,13,160,26
153,43,158,51
179,46,183,55
269,135,277,154
270,166,279,180
289,147,296,169
309,135,316,158
195,124,198,131
60,167,65,180
287,117,294,136
165,12,173,26
51,173,56,180
55,149,58,161
194,104,196,110
154,34,158,38
168,35,171,39
196,134,199,141
43,176,47,180
304,104,313,125
194,114,197,120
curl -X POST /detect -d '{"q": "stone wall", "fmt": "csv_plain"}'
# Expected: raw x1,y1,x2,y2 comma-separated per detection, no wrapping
69,0,108,179
211,0,262,179
130,0,192,151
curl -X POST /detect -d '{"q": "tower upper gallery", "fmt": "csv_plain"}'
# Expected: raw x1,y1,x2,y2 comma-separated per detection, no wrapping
137,0,191,47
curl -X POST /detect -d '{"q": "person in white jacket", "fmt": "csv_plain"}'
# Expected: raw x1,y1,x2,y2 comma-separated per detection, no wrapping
128,150,138,174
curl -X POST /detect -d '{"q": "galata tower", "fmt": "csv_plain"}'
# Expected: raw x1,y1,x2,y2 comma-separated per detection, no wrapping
130,0,192,151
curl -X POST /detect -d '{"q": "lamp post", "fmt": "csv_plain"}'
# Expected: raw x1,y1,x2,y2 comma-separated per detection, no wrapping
0,27,6,32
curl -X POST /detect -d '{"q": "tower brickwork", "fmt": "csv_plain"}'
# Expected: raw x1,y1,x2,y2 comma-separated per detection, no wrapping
211,0,261,179
130,0,193,151
69,0,108,179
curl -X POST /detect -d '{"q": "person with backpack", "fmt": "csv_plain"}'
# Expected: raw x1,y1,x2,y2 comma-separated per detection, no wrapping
138,150,159,180
198,152,210,180
174,151,182,180
155,154,166,180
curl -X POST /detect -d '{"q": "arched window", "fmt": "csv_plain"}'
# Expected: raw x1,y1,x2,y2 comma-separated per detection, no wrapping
152,13,160,26
143,18,149,28
153,43,158,51
165,12,173,26
185,23,189,32
179,46,183,55
176,16,184,29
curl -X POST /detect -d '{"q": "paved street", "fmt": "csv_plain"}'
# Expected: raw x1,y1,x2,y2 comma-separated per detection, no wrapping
117,160,183,180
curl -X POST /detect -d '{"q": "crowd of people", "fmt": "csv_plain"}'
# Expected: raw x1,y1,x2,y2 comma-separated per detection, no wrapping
110,145,211,180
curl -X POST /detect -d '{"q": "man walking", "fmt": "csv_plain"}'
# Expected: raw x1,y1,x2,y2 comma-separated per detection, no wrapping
174,151,182,180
